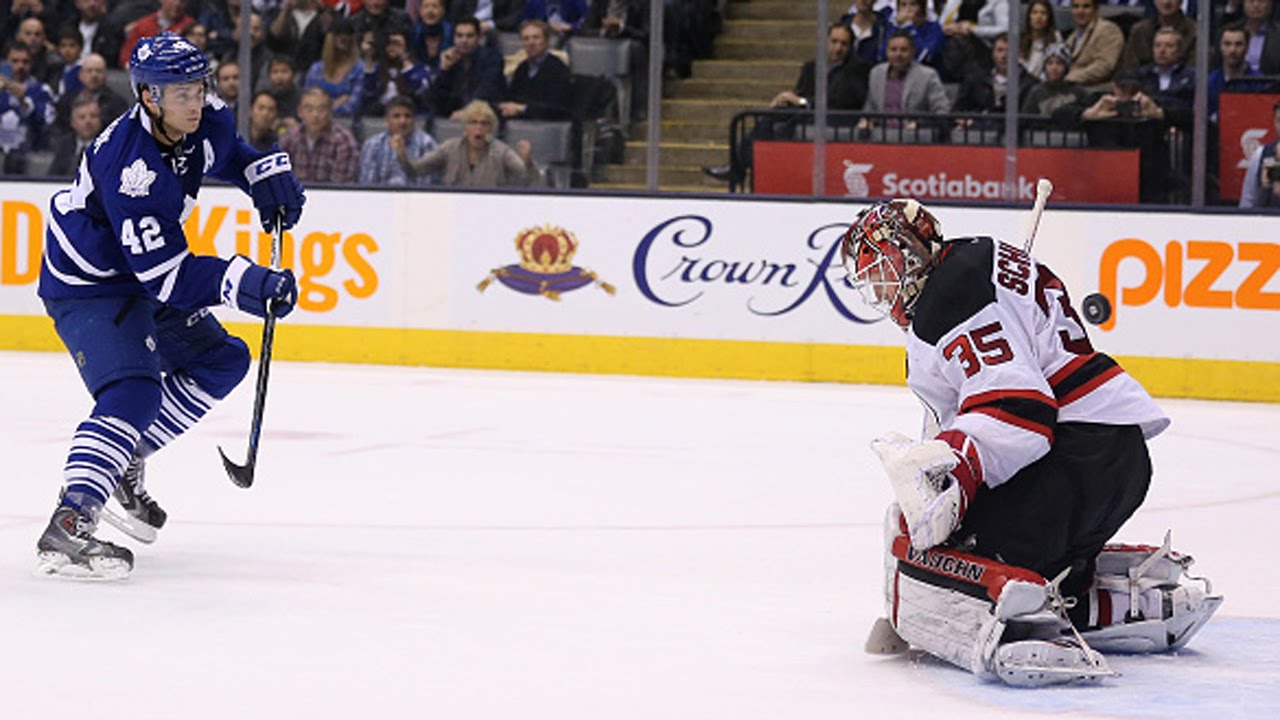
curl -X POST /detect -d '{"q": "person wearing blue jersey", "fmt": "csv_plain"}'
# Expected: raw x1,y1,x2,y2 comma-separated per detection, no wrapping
35,33,305,580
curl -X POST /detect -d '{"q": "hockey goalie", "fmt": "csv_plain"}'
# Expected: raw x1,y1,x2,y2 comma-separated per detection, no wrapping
842,199,1222,687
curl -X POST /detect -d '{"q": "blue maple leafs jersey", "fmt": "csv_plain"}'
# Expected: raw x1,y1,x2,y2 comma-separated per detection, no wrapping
39,96,266,309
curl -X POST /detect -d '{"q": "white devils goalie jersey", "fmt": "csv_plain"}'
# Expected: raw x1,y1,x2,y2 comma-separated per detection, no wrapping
38,97,265,309
906,236,1169,488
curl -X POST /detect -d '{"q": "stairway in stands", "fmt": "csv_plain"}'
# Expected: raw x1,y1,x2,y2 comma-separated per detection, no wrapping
593,0,844,192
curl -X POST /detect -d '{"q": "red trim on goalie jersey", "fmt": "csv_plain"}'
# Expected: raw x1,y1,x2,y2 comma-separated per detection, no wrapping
1048,352,1126,406
958,389,1057,443
891,534,1048,603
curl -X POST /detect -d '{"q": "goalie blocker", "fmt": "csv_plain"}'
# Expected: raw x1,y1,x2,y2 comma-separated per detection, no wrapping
869,505,1222,687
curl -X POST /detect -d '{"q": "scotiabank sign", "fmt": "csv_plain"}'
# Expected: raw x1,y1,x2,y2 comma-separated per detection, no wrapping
1218,92,1280,202
753,141,1139,203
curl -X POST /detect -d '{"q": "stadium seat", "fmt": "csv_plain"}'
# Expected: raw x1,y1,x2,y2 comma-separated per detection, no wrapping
24,150,56,178
1023,129,1087,148
503,119,574,187
430,118,465,143
566,37,632,130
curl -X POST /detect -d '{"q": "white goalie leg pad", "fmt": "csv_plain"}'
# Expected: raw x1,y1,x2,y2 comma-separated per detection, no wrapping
881,509,1112,686
1081,531,1223,653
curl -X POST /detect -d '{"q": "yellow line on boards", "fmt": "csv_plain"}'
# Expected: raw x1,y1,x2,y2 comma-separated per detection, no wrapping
3,315,1276,403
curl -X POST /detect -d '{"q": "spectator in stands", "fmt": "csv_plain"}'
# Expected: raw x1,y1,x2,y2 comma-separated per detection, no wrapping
1239,99,1280,207
430,17,505,119
887,0,945,75
352,0,412,38
1064,0,1124,86
223,10,275,92
304,17,362,117
582,0,649,43
843,0,892,66
1209,24,1264,123
280,86,359,183
703,22,868,183
268,0,331,76
52,53,128,136
1021,43,1089,119
0,41,55,174
394,99,538,186
360,95,438,185
181,22,209,55
3,0,58,48
1081,68,1165,123
48,95,100,176
266,56,302,121
953,32,1027,116
16,17,61,87
358,28,431,116
580,0,650,119
215,59,242,115
522,0,588,44
248,90,282,151
938,0,1009,83
863,29,950,123
449,0,526,36
1081,68,1171,202
410,0,453,72
1136,27,1194,129
500,19,572,120
72,0,118,67
54,25,84,101
202,0,242,62
118,0,194,70
1020,0,1063,79
1241,0,1280,75
1120,0,1196,71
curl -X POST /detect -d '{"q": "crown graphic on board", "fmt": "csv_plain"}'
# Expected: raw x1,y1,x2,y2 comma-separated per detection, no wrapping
515,224,578,274
477,223,615,301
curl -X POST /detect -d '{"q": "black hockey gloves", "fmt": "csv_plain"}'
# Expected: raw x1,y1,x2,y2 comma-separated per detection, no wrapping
220,255,297,319
245,150,306,233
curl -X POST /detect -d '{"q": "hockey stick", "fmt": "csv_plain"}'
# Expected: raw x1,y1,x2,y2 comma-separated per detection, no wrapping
218,208,284,489
1022,178,1054,253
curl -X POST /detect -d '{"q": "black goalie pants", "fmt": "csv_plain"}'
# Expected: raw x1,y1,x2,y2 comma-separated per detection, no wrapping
952,422,1153,599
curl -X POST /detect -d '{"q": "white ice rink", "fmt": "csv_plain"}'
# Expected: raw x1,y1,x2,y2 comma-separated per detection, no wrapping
1,350,1277,719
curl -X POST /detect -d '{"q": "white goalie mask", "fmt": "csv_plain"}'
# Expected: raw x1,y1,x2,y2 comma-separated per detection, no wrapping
840,199,944,328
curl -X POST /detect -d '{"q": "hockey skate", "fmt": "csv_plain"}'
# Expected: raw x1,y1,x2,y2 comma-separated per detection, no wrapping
36,496,133,581
101,455,166,544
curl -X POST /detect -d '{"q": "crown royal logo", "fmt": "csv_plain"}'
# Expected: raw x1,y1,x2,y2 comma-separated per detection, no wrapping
477,224,615,300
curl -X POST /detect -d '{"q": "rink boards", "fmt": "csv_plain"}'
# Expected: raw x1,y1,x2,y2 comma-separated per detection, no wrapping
2,181,1278,402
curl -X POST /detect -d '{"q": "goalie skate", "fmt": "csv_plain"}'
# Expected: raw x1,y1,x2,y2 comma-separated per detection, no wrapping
101,455,165,544
994,638,1112,688
1078,532,1223,653
36,504,133,581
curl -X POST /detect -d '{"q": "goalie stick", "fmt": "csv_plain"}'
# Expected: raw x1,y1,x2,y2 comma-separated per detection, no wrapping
218,208,285,489
1022,178,1053,254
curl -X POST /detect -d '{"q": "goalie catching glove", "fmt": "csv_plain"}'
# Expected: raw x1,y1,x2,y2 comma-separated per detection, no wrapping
871,430,981,552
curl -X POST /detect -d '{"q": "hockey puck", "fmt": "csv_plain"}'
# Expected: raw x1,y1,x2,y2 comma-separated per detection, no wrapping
1082,293,1112,325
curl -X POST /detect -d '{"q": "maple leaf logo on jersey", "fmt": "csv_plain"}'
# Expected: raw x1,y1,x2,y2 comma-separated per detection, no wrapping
119,159,157,198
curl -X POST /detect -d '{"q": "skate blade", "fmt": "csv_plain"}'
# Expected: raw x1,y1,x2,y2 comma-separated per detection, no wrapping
100,505,158,544
35,551,131,581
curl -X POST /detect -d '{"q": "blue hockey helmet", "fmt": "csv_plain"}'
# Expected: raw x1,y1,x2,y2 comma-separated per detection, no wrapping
128,33,211,100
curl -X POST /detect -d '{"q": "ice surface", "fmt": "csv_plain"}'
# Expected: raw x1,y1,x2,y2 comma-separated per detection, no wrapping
1,351,1277,719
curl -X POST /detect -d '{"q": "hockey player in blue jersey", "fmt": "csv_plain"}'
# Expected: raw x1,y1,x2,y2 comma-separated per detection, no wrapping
35,33,306,580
